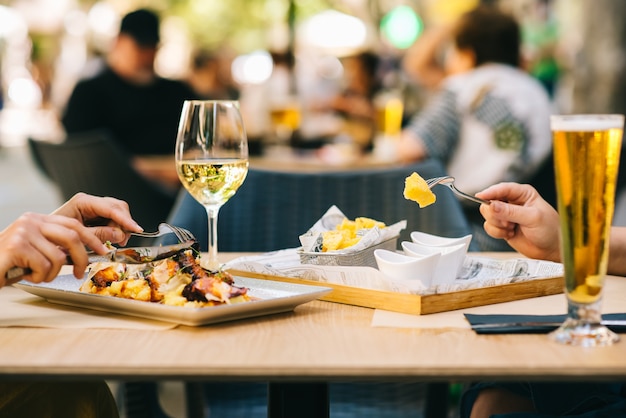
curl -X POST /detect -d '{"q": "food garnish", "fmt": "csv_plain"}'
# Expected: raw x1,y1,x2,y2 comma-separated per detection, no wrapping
404,172,436,208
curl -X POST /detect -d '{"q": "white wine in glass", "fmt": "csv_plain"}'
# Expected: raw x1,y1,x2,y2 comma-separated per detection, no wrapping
175,100,249,270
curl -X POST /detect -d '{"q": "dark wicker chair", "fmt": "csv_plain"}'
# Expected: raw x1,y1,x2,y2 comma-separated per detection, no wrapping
27,132,177,242
527,151,557,209
167,158,474,252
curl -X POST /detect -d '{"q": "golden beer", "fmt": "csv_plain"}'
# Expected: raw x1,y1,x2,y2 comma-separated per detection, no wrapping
270,105,301,132
375,97,404,136
553,120,622,304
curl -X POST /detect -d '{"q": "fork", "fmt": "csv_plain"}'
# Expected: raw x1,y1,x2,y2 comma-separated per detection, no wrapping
131,223,196,243
426,176,490,205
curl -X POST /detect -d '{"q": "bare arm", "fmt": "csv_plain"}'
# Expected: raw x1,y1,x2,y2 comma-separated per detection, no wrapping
609,227,626,276
396,130,428,163
402,25,453,90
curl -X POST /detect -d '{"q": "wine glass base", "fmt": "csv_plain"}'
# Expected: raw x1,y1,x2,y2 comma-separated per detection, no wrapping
549,318,620,347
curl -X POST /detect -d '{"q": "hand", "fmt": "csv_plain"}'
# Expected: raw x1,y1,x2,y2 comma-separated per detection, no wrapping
0,193,143,287
396,130,427,163
53,193,143,247
0,213,101,286
476,183,561,262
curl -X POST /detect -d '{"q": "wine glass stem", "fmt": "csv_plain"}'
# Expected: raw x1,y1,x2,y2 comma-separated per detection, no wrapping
205,206,220,271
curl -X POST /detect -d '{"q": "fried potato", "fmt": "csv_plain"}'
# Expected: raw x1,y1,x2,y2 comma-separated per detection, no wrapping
108,279,153,302
322,230,346,251
321,215,386,251
355,217,385,230
338,218,357,234
404,172,436,208
342,236,362,248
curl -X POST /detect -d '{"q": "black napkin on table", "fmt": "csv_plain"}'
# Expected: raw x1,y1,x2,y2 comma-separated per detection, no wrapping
465,313,626,334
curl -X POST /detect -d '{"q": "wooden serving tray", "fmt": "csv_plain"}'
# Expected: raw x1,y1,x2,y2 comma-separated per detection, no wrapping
228,269,564,315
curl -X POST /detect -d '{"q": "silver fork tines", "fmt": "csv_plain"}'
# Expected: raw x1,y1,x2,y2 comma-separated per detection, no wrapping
426,176,490,205
131,223,196,243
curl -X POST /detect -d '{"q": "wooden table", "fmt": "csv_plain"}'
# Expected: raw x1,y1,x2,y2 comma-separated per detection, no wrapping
3,283,626,381
1,253,626,417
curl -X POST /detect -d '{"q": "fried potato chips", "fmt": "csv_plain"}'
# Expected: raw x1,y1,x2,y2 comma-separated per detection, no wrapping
321,216,386,252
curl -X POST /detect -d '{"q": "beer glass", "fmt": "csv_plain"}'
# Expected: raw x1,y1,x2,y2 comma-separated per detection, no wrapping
549,114,623,346
375,93,404,137
269,97,300,149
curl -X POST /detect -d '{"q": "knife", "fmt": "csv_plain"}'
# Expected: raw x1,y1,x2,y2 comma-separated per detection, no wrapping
5,240,198,284
471,320,626,330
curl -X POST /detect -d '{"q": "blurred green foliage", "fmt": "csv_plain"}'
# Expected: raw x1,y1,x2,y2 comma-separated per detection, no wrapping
74,0,336,52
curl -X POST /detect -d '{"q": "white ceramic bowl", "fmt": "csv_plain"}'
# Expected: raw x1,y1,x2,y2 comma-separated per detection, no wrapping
374,249,440,290
410,231,472,249
401,241,467,285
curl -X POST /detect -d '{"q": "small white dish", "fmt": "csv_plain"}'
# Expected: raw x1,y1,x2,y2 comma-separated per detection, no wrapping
401,241,467,286
374,249,440,290
410,231,472,249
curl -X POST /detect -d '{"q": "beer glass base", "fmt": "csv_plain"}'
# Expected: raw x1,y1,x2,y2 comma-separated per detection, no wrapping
549,318,620,347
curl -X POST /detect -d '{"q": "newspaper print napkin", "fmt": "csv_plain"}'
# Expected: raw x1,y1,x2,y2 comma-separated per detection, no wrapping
2,286,176,330
298,205,406,253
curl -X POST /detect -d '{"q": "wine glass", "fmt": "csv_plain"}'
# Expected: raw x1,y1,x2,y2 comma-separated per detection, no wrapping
175,100,249,270
549,114,623,346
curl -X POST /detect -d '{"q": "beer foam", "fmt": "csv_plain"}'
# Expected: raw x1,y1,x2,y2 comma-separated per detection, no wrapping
551,115,624,132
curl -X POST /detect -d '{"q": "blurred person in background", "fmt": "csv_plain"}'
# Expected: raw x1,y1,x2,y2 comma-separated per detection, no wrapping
329,52,381,124
397,5,552,251
0,192,142,417
187,49,239,100
314,51,382,151
61,8,196,156
402,23,454,95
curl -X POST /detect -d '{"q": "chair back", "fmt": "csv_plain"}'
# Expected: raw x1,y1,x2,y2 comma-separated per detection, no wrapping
27,132,177,233
167,159,474,252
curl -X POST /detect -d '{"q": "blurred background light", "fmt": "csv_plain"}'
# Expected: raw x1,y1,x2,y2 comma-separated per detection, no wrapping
232,50,273,85
87,2,118,44
8,77,42,108
301,10,368,55
156,15,192,79
0,5,28,39
10,0,73,33
63,9,88,38
380,5,423,49
424,0,479,25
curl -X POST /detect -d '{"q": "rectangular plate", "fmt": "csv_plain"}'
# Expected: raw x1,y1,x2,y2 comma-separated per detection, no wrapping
14,275,331,326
